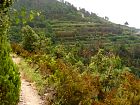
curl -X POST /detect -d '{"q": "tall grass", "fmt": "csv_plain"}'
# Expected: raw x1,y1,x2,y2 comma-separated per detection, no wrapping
18,58,46,95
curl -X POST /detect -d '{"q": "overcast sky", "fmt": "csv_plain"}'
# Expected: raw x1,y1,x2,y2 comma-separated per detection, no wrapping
65,0,140,28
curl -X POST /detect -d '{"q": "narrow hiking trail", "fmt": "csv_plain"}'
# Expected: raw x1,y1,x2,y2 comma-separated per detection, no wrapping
18,79,43,105
12,56,44,105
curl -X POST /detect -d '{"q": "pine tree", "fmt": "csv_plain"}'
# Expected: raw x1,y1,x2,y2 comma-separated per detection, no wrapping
0,0,20,105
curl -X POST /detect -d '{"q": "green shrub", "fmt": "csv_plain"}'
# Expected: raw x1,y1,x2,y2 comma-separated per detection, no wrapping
104,71,140,105
0,2,20,104
0,57,20,105
21,25,40,52
89,49,125,90
47,59,99,105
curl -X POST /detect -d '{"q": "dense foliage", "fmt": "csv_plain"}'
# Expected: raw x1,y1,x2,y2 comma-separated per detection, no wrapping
0,0,20,105
12,41,140,105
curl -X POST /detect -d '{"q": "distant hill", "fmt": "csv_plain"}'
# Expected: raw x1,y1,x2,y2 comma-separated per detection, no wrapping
11,0,140,48
13,0,109,23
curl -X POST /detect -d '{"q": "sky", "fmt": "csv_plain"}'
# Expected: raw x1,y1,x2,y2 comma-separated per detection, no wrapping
65,0,140,28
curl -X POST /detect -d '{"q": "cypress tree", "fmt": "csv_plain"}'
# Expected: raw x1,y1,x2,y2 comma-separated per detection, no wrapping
0,0,20,105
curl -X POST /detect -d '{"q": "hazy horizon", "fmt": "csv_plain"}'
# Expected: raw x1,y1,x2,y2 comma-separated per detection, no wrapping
65,0,140,29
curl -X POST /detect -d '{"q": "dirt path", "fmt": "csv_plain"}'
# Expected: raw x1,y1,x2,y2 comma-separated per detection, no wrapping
12,55,44,105
18,79,43,105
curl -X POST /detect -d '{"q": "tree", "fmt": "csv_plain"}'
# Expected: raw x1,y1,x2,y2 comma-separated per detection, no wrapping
124,21,129,26
0,0,20,104
22,25,40,52
89,49,125,91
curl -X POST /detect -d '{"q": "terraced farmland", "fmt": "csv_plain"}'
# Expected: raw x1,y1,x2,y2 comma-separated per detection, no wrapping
49,21,140,48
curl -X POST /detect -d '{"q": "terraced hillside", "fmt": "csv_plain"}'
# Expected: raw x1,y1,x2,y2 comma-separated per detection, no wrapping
49,20,139,48
10,0,140,49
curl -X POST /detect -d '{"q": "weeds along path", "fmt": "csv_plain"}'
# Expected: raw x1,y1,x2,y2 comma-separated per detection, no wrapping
12,55,44,105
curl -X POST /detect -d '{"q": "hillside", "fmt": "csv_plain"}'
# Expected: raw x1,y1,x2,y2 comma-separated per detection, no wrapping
12,0,107,22
10,0,140,48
